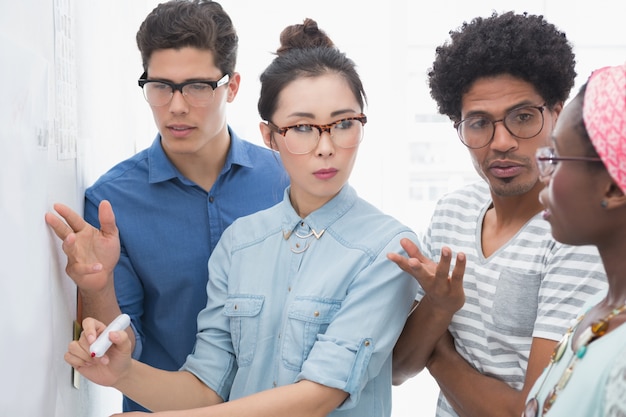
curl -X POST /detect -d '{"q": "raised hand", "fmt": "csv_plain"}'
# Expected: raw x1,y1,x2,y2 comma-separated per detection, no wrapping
45,200,120,292
388,238,465,316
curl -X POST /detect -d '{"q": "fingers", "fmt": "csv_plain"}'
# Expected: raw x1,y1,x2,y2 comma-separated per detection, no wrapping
107,328,131,355
67,318,131,366
44,211,72,240
435,247,451,276
65,318,105,368
98,200,119,238
450,251,466,284
388,238,427,272
45,203,88,243
387,251,420,275
399,238,425,261
389,241,466,292
52,203,87,235
81,317,106,345
435,246,466,286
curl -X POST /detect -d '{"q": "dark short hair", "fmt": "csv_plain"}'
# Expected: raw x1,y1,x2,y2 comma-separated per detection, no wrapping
429,11,576,122
136,0,238,76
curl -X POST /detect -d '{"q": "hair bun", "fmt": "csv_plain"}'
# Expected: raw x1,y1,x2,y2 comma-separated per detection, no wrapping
276,18,334,56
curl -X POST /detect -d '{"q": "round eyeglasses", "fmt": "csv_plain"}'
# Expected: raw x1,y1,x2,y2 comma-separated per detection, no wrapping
266,115,367,155
535,146,603,177
454,104,546,149
137,72,230,107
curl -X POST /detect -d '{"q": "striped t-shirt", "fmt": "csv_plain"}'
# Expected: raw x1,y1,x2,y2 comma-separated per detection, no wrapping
419,181,608,417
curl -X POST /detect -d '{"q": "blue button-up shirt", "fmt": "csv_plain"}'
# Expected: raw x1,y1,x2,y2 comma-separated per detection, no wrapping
84,129,288,411
183,185,419,416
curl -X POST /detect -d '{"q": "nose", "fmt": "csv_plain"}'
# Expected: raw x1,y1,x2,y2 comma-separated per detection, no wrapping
168,89,189,114
489,120,517,153
315,128,334,156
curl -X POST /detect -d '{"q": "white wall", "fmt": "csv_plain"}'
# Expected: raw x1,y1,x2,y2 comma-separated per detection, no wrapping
0,1,157,416
1,1,624,416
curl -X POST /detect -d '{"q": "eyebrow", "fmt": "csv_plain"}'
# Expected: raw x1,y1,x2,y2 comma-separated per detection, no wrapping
285,109,360,120
463,100,538,119
146,74,223,83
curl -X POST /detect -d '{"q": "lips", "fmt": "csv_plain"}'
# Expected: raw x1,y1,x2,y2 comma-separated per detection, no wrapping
167,124,194,138
314,168,338,180
488,160,524,178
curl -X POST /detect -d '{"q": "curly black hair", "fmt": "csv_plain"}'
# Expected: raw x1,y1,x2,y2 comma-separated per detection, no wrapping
428,11,576,122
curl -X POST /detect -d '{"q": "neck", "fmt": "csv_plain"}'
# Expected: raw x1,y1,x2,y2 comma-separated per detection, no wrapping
596,240,626,306
481,187,543,258
166,133,230,192
488,183,544,226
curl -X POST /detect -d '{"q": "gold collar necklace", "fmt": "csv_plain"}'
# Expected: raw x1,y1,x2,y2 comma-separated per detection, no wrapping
523,302,626,417
283,224,325,254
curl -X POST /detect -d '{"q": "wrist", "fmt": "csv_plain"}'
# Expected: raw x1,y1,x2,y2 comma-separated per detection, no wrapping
420,295,457,323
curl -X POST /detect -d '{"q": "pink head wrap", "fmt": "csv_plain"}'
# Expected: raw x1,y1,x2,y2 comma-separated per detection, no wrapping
583,63,626,192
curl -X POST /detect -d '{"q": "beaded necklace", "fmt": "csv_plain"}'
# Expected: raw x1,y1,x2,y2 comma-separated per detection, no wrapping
522,302,626,417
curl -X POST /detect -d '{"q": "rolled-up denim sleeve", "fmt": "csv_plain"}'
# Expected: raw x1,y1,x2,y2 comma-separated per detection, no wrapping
180,228,237,401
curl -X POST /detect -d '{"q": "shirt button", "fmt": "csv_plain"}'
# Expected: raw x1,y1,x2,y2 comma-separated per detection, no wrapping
273,381,277,387
313,311,319,317
234,305,238,310
209,196,215,203
364,340,370,347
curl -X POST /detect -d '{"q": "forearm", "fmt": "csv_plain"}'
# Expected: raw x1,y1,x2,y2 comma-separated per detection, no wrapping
78,272,118,319
427,346,523,417
392,298,454,385
78,273,137,349
151,380,347,417
114,362,222,411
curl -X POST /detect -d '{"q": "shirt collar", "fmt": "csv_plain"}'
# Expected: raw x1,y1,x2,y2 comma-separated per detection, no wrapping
281,184,357,239
146,127,254,184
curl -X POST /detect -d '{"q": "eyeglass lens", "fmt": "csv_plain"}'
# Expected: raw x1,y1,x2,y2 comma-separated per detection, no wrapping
140,75,228,107
535,147,555,177
457,106,544,148
142,82,217,107
283,118,365,154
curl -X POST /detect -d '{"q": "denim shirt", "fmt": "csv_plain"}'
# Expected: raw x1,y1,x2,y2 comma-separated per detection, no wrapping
84,129,288,411
182,185,419,416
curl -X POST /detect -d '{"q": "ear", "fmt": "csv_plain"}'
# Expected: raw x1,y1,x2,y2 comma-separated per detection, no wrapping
225,72,241,103
259,122,277,150
550,101,564,125
603,181,626,209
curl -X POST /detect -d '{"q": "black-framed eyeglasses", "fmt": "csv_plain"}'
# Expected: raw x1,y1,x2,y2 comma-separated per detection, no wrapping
266,114,367,155
454,104,546,149
535,146,603,177
137,72,230,107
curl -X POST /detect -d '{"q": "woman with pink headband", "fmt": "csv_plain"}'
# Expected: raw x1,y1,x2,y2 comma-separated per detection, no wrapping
523,63,626,417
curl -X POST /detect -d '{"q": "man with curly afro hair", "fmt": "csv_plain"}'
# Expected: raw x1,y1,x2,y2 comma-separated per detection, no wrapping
390,11,607,417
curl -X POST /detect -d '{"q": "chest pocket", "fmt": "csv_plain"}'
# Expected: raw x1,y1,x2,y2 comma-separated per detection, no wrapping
282,297,341,371
223,295,264,367
492,271,540,337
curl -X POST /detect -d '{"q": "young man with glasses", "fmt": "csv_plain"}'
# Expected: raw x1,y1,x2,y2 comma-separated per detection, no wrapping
390,11,607,417
45,0,287,412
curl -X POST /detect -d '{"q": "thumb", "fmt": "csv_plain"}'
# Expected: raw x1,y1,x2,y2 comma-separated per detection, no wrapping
98,200,118,237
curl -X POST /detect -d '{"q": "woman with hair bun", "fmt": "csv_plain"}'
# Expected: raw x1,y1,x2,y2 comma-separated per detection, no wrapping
62,18,425,417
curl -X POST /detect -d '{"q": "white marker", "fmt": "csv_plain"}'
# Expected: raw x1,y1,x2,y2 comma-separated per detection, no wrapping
89,313,131,358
